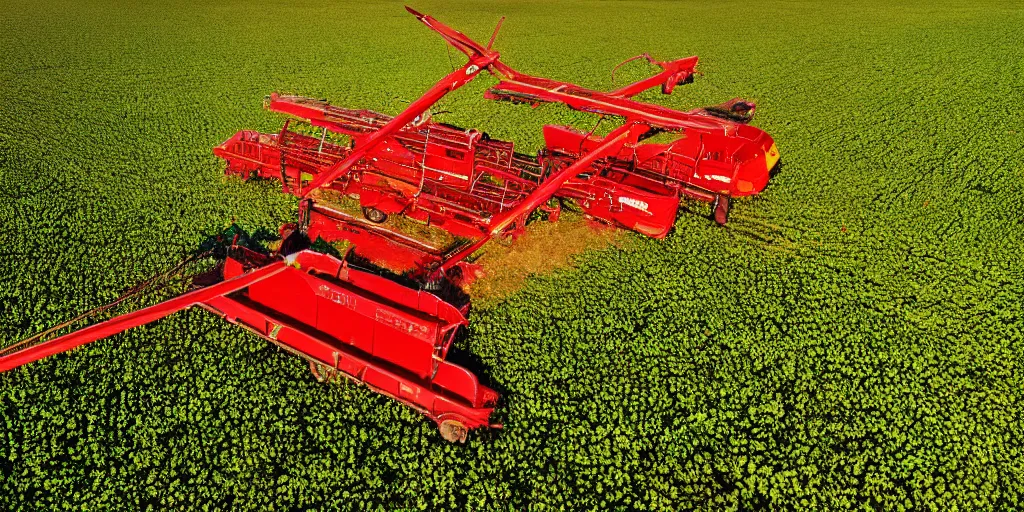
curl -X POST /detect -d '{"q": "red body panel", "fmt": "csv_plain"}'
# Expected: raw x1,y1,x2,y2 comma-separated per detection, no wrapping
210,251,497,429
2,250,498,432
304,204,448,272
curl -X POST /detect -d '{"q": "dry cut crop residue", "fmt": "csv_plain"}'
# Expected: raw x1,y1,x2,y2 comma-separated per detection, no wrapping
465,211,625,304
310,190,626,303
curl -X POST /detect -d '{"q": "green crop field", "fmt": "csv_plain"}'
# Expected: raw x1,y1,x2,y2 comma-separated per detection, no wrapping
2,0,1023,509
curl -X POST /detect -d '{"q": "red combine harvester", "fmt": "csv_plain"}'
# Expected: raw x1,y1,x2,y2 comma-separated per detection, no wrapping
0,8,779,442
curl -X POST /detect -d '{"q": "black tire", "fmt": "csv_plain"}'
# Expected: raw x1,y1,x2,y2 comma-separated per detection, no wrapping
362,207,388,224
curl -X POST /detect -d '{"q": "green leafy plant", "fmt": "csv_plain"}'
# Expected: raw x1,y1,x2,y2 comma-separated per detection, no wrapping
1,0,1023,510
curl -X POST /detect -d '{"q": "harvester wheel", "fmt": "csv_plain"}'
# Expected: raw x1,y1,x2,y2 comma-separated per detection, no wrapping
309,361,331,383
439,419,468,443
712,195,730,226
362,207,388,224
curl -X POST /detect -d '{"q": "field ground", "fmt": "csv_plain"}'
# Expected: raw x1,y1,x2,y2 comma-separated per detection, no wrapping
1,0,1023,509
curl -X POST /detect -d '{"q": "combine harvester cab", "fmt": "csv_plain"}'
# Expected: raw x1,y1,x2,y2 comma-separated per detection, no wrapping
2,7,780,443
